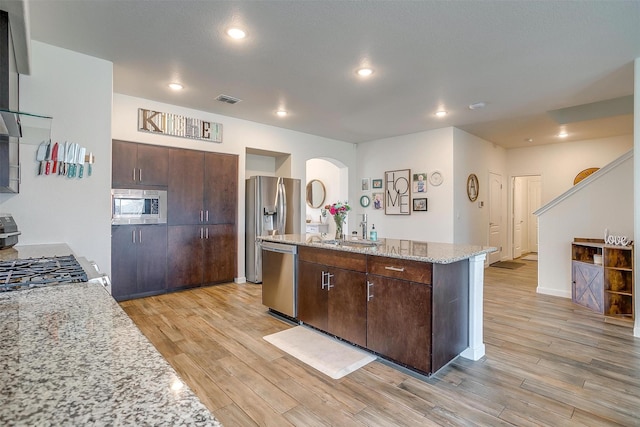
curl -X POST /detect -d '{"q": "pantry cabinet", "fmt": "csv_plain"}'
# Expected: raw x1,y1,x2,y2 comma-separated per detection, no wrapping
111,224,167,301
112,140,169,187
167,148,238,289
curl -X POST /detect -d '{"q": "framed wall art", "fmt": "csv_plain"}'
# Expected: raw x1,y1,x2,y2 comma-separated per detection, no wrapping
384,169,411,215
467,173,479,202
372,179,383,189
412,172,428,193
413,198,427,211
361,178,370,191
372,192,384,210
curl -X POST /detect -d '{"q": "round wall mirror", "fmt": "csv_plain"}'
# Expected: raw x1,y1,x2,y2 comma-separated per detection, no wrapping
306,179,326,208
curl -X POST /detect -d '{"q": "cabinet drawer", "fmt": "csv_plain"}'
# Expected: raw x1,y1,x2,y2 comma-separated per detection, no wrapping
368,256,432,284
299,246,366,272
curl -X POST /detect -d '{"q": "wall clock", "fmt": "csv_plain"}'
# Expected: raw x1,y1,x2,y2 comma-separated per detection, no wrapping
467,174,479,202
429,171,443,186
360,195,371,208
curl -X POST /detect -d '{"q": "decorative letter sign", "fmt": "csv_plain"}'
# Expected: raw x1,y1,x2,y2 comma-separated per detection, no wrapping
385,169,411,215
138,108,223,143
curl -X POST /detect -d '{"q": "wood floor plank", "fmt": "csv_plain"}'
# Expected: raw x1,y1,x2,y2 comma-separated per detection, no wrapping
121,258,640,426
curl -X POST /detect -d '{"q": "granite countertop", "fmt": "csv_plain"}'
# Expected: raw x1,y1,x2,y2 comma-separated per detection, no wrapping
260,234,496,264
0,252,221,425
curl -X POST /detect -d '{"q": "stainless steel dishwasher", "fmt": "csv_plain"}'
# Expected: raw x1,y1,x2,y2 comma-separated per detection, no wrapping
261,241,298,317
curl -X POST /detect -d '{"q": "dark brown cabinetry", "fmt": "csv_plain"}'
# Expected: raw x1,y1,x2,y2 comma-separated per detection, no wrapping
571,239,634,323
168,223,236,289
111,224,167,301
296,247,469,376
297,247,367,347
112,140,169,187
167,148,238,288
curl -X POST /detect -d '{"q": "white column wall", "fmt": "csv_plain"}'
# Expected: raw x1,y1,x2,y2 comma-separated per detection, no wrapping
0,41,113,274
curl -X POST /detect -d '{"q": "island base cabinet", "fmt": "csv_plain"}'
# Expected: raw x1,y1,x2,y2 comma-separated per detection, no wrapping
111,225,167,301
297,259,367,347
366,275,432,373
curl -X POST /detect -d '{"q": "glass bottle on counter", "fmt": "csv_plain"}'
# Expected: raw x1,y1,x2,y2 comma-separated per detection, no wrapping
370,224,377,241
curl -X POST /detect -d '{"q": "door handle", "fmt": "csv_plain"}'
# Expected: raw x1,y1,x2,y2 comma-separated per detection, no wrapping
384,266,405,272
200,227,204,239
132,229,136,243
367,281,374,301
139,229,142,243
321,271,328,289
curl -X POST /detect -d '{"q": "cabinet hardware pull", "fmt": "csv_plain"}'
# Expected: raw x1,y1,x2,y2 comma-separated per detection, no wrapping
205,228,209,239
132,168,136,182
139,229,142,243
132,229,136,243
327,273,334,290
384,266,405,272
139,168,142,182
200,227,204,239
200,210,204,222
205,210,209,222
321,271,328,289
367,281,374,301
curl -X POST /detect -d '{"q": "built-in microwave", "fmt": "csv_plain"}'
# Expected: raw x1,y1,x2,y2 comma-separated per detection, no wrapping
111,189,167,225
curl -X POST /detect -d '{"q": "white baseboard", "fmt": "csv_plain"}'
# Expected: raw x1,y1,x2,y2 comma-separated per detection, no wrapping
234,277,247,284
536,286,570,298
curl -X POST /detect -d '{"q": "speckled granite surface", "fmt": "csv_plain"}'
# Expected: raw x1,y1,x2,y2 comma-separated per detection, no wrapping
0,282,221,426
260,234,496,264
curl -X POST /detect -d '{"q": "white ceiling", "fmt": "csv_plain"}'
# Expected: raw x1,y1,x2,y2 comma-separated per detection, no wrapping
18,0,640,148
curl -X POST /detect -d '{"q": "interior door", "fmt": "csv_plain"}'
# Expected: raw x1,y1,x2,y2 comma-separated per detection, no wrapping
488,172,503,264
528,177,542,252
513,177,523,259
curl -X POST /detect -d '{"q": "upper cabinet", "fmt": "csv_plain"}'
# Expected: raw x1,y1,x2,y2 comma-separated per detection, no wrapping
168,148,238,225
112,140,169,187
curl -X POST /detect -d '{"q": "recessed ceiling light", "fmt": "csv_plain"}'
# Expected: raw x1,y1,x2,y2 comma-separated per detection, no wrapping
168,83,183,90
435,110,448,118
276,110,288,117
558,131,569,138
227,28,246,39
356,68,373,77
468,102,486,110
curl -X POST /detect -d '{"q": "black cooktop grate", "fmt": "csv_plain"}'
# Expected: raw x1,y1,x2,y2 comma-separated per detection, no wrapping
0,255,87,292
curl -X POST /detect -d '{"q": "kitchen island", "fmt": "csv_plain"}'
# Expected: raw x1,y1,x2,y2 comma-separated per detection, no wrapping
260,234,495,375
0,245,221,426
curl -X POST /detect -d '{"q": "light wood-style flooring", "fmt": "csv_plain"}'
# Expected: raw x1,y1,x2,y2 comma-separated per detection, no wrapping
120,259,640,426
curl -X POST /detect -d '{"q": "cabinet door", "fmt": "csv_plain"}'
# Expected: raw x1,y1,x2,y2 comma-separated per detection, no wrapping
168,149,204,225
204,152,238,224
137,225,168,294
111,225,138,300
328,269,367,347
297,260,328,331
203,224,236,284
167,225,204,288
367,275,432,373
136,144,169,186
112,140,138,187
572,261,604,314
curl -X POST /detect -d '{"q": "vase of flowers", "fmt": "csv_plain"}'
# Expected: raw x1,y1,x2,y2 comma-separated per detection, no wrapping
325,201,351,240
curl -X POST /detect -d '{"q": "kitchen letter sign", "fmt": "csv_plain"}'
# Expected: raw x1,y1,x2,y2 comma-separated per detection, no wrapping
138,108,223,142
385,169,411,215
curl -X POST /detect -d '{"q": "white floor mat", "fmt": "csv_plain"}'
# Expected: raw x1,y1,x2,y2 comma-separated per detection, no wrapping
263,326,376,379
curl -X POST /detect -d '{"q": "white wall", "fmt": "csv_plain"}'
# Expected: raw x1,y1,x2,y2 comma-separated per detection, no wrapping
453,128,508,247
507,135,633,205
112,94,357,281
0,41,113,273
354,128,455,242
537,154,634,297
305,158,341,232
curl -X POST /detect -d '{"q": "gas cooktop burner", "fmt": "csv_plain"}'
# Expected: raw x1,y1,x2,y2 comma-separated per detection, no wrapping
0,255,88,292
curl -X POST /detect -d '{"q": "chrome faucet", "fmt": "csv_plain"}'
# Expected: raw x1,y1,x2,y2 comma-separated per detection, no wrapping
360,214,368,240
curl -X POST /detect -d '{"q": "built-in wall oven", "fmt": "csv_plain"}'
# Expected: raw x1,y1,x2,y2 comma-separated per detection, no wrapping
111,189,167,225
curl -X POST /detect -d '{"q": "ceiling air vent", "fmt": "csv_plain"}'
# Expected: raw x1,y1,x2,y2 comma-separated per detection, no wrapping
215,94,242,105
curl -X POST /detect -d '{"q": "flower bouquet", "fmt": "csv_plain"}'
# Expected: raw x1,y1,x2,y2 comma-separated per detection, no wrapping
324,201,351,239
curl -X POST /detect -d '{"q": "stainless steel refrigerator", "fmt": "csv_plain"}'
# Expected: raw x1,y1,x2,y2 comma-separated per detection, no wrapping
246,176,301,283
